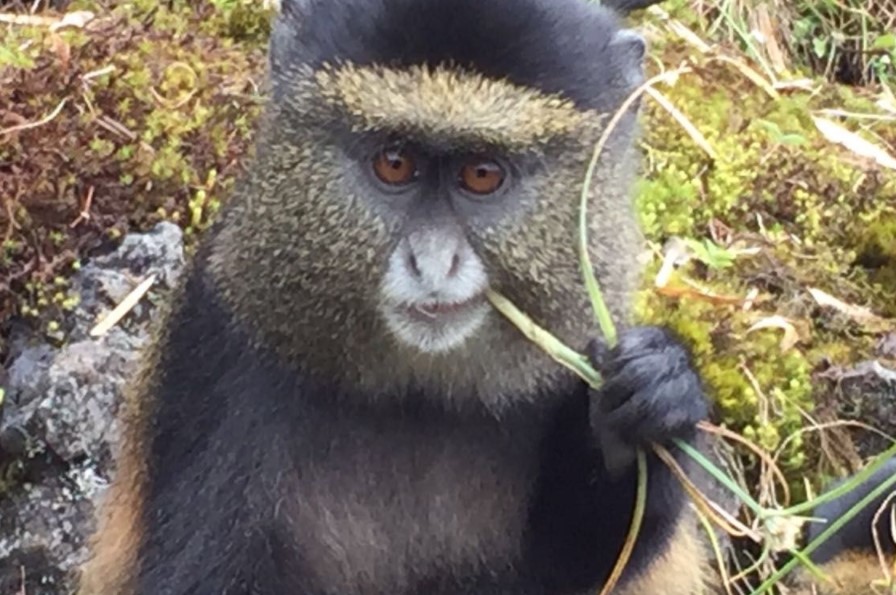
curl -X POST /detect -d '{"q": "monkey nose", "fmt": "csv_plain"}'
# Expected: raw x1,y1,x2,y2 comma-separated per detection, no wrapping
404,232,463,287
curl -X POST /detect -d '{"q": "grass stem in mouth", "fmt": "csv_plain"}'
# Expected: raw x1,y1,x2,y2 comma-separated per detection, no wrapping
484,289,603,389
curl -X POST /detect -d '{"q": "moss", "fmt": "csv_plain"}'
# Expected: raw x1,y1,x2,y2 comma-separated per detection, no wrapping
0,1,268,349
203,0,274,42
851,215,896,303
632,34,895,484
635,269,813,464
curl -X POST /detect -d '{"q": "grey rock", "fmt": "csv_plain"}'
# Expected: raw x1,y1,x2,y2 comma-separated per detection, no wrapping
818,358,896,460
876,332,896,359
0,222,184,595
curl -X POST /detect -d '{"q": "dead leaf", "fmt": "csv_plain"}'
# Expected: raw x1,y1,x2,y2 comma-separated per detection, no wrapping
656,281,748,306
817,108,896,123
808,287,893,332
746,315,803,351
773,79,816,92
49,10,95,31
878,95,896,116
0,13,57,26
749,5,788,74
812,116,896,170
818,360,896,385
0,9,94,30
708,218,733,245
742,287,760,312
49,33,71,69
655,237,692,288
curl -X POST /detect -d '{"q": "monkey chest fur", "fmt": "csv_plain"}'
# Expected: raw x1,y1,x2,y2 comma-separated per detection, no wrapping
280,410,544,594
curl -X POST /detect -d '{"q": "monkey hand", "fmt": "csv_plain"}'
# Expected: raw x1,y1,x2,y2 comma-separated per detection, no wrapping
586,326,708,472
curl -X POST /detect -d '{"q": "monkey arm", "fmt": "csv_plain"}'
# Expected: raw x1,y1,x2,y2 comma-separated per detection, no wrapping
587,325,710,593
523,385,705,593
523,326,709,593
95,266,312,595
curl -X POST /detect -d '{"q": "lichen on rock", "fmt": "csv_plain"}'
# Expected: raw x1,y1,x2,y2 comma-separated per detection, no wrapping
0,223,185,594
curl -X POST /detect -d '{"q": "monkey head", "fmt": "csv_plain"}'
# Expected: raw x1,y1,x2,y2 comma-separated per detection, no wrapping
207,0,649,407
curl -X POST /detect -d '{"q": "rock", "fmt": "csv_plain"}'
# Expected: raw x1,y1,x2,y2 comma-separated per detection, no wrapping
876,331,896,360
0,222,184,595
818,358,896,461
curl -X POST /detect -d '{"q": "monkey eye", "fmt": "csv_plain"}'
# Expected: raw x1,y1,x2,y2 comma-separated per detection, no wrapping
373,147,418,186
458,159,505,195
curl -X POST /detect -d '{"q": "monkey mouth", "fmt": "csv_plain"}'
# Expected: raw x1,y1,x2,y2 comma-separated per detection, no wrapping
381,293,491,352
405,294,487,321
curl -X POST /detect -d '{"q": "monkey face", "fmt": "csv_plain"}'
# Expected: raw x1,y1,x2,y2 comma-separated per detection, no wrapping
366,145,525,354
207,23,648,401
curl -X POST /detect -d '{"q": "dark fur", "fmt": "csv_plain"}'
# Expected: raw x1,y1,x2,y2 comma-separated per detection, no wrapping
81,0,713,594
783,457,896,594
127,255,707,595
270,0,643,112
809,457,896,564
601,0,668,12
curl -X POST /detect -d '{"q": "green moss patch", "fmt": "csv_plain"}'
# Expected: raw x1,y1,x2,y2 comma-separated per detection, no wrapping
0,1,269,350
633,32,895,485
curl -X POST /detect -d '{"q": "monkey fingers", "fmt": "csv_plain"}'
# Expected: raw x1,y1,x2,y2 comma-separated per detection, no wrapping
588,326,708,447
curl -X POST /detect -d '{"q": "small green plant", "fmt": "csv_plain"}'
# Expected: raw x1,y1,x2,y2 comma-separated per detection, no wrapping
684,237,738,270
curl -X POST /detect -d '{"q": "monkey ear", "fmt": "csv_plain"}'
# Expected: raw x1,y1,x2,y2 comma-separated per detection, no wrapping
609,29,646,88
